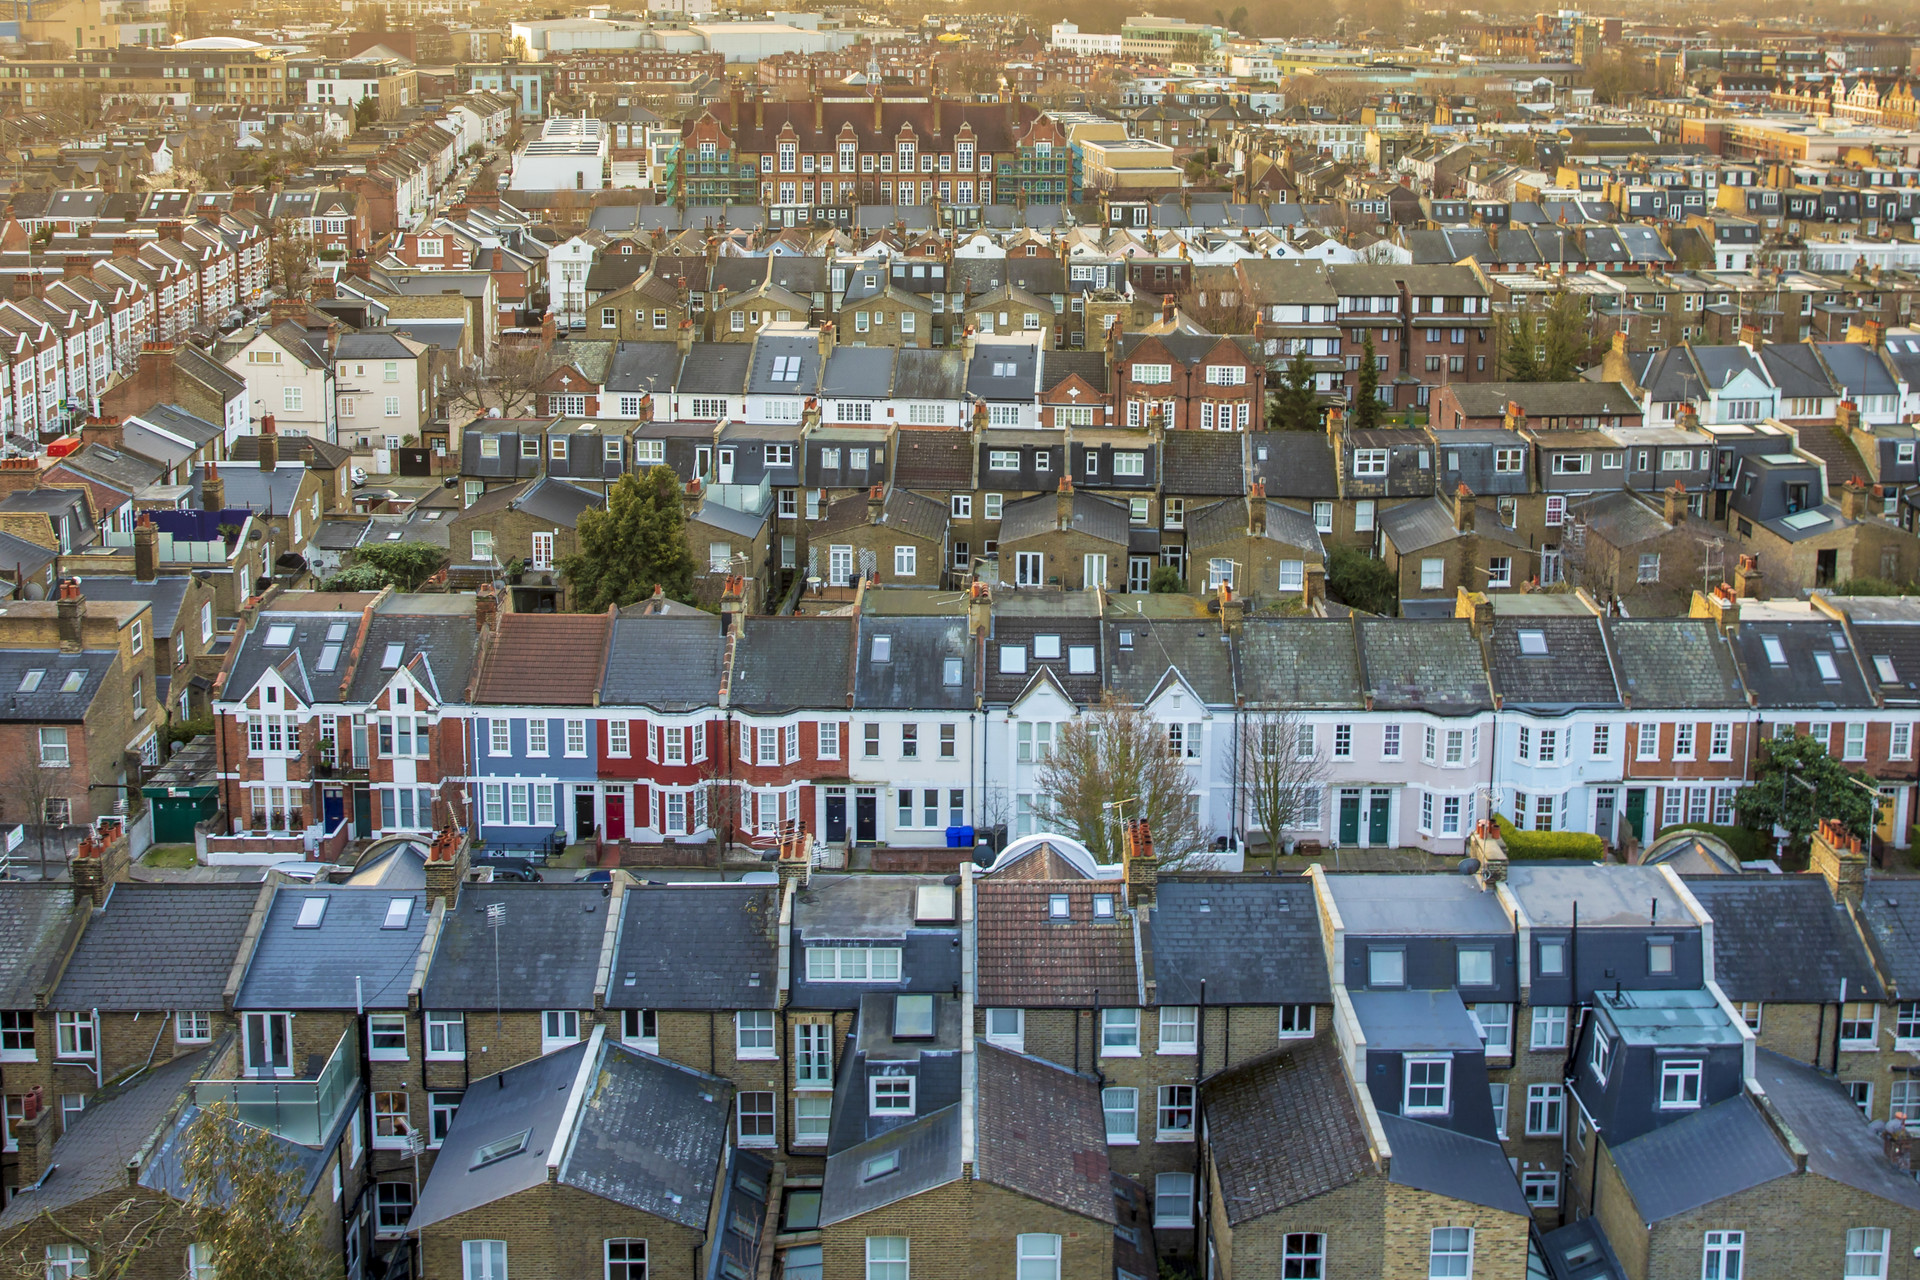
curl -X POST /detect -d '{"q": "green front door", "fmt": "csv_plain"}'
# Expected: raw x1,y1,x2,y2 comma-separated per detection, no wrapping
1338,789,1362,845
1368,790,1391,846
1624,788,1647,843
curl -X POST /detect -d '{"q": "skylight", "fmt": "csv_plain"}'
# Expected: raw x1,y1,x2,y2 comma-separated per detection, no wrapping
893,993,935,1040
383,898,413,930
1048,893,1070,919
1518,630,1548,656
470,1129,531,1170
1876,655,1899,683
1033,634,1061,660
1093,894,1115,919
17,669,42,692
871,634,891,662
326,621,348,642
1068,646,1096,675
317,644,342,672
61,671,84,692
942,656,962,686
770,354,801,382
861,1151,899,1183
914,885,955,923
382,642,404,669
1761,635,1787,665
265,623,294,647
294,897,328,929
999,645,1026,674
992,360,1016,377
1815,651,1840,681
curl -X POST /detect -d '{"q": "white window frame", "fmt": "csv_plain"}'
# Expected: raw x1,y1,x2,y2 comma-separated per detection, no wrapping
1404,1055,1451,1116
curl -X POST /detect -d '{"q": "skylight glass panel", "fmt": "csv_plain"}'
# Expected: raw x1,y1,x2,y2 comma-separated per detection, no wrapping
317,644,341,672
1876,655,1898,683
1815,651,1840,681
1068,646,1096,674
60,670,84,692
294,897,328,928
383,898,413,930
871,635,891,662
326,621,348,642
1033,634,1061,659
470,1129,531,1169
1761,635,1787,665
382,642,404,669
942,657,962,686
999,645,1026,674
265,624,294,647
892,994,935,1040
17,669,42,692
1518,630,1549,656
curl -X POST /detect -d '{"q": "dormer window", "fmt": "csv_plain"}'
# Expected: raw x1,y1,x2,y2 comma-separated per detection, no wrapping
892,995,935,1040
1648,937,1675,975
1590,1030,1614,1084
870,1074,915,1115
1403,1056,1451,1115
1369,947,1405,987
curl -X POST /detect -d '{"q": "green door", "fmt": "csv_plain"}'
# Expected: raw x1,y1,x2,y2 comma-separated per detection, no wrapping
1338,789,1362,845
1367,791,1391,846
1624,788,1647,843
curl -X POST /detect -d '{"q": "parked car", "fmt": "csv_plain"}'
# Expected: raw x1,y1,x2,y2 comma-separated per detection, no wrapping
472,851,542,881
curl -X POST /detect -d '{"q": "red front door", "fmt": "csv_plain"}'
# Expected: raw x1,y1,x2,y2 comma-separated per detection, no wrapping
606,793,626,841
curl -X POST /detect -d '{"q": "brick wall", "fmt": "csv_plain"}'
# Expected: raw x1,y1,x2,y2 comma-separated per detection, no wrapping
418,1182,707,1280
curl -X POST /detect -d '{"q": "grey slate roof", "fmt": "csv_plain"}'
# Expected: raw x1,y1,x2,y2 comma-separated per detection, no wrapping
0,1048,210,1227
1151,878,1330,1005
603,340,683,395
974,1045,1115,1224
1102,617,1236,707
1608,1095,1795,1222
820,345,896,398
1859,879,1920,996
983,613,1103,705
0,884,80,1007
746,329,822,396
607,885,780,1011
678,342,752,396
408,1036,733,1232
601,613,724,711
997,488,1129,547
1603,618,1748,709
818,1104,963,1226
1163,431,1246,496
342,605,482,705
422,884,608,1011
1202,1040,1374,1226
1356,618,1493,713
1729,620,1874,710
234,886,428,1010
1485,616,1620,710
1378,1113,1530,1215
1756,1047,1920,1210
891,347,967,400
1686,875,1883,1003
728,615,853,713
55,884,262,1011
854,616,973,710
0,648,114,722
1237,616,1364,708
964,339,1041,401
202,462,307,517
1187,498,1323,558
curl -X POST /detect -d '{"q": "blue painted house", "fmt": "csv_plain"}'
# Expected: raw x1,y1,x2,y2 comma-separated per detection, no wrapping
466,612,609,847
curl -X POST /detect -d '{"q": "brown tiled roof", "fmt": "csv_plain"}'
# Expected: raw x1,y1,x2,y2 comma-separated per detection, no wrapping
976,881,1137,1007
1203,1040,1374,1225
982,843,1090,881
471,611,610,704
893,433,974,489
974,1044,1116,1224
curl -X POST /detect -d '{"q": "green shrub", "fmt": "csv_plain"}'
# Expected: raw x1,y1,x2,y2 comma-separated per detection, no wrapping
1494,813,1604,861
1149,565,1185,593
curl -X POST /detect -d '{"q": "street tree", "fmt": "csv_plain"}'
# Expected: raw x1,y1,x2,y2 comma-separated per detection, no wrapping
1239,709,1330,863
1033,694,1211,867
265,220,315,301
559,467,696,612
1268,348,1322,431
1735,730,1882,853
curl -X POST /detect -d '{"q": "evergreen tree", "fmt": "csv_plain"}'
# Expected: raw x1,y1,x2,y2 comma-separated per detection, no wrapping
1269,348,1322,431
560,466,696,612
1351,331,1382,431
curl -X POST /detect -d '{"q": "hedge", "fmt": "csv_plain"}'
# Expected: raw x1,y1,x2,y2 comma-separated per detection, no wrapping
1494,814,1604,861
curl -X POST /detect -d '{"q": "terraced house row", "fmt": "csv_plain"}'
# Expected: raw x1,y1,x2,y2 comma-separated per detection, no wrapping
8,814,1920,1280
203,578,1920,863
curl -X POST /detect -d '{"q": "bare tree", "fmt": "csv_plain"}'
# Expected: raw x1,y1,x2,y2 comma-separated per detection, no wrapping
180,1102,335,1280
2,1190,173,1279
486,344,563,419
1034,694,1211,868
265,220,315,301
1238,709,1330,866
3,753,70,879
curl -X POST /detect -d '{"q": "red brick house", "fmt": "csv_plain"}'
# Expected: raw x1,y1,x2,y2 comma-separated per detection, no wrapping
1109,332,1264,432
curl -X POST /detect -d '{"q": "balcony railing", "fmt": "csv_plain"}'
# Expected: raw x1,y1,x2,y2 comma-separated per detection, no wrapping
192,1024,356,1147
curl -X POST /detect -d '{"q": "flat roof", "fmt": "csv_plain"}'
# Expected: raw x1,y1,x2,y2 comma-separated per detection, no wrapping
1324,873,1511,936
1597,987,1742,1047
1506,865,1693,929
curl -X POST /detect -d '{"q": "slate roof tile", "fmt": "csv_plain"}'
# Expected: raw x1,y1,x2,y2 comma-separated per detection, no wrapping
1202,1039,1374,1225
607,885,780,1010
1151,878,1331,1005
1684,875,1884,1003
55,884,262,1011
974,1045,1116,1223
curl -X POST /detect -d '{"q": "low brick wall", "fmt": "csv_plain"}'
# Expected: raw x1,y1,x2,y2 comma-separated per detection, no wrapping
870,846,973,874
618,839,721,869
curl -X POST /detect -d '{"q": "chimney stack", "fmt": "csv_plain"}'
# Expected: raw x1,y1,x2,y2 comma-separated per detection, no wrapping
720,573,745,631
133,514,158,583
55,579,84,652
69,821,130,910
258,414,279,471
867,483,885,526
201,466,225,515
1247,480,1266,535
1503,399,1526,434
1123,819,1157,909
1734,553,1763,599
1841,475,1869,520
1664,481,1687,525
1811,817,1868,903
967,579,991,638
677,318,694,357
1055,475,1073,532
818,321,836,364
475,582,498,631
1453,483,1476,533
423,824,472,910
776,823,812,897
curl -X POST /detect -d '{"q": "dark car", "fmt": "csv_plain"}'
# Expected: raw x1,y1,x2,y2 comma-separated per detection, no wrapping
574,868,612,883
473,853,539,882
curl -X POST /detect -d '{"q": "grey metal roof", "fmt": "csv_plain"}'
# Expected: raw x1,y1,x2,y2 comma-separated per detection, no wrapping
854,615,973,710
601,613,723,711
1349,989,1486,1052
607,884,780,1011
55,884,262,1011
1485,616,1620,710
1356,618,1493,713
422,884,608,1011
1756,1047,1920,1210
1603,618,1748,709
1325,872,1511,935
1608,1094,1795,1222
203,462,307,517
0,884,80,1008
234,886,428,1011
1152,878,1330,1005
1165,431,1246,496
997,488,1129,547
729,615,853,713
964,339,1041,400
1379,1113,1530,1215
1685,876,1884,1003
818,1103,962,1226
819,345,896,398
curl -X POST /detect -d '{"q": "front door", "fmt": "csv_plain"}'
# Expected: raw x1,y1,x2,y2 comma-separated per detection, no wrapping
352,786,372,840
1624,788,1647,844
1367,790,1391,846
322,786,344,831
1337,789,1362,845
574,788,595,842
1594,789,1617,845
605,793,626,841
855,788,877,842
825,788,848,842
1016,551,1044,586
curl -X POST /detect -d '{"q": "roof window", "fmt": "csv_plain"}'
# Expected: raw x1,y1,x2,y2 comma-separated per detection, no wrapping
1033,634,1061,659
265,623,294,647
871,634,891,662
1119,629,1134,651
383,898,413,930
469,1128,531,1170
892,994,935,1040
914,885,955,923
317,644,341,672
1518,630,1548,656
999,645,1026,675
1068,646,1096,674
861,1151,900,1182
17,669,42,692
294,896,328,928
1761,634,1787,665
1048,893,1070,920
1876,655,1898,683
942,656,962,686
60,671,83,692
1815,651,1840,681
1093,894,1115,919
382,642,404,669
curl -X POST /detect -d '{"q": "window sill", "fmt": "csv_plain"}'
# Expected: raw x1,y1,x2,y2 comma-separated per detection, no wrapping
425,1051,464,1063
738,1137,777,1149
737,1051,780,1062
1156,1133,1196,1144
368,1051,410,1063
0,1050,35,1064
792,1135,828,1147
372,1139,410,1152
1100,1048,1141,1059
1157,1046,1197,1057
1107,1135,1139,1146
1841,1043,1879,1053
